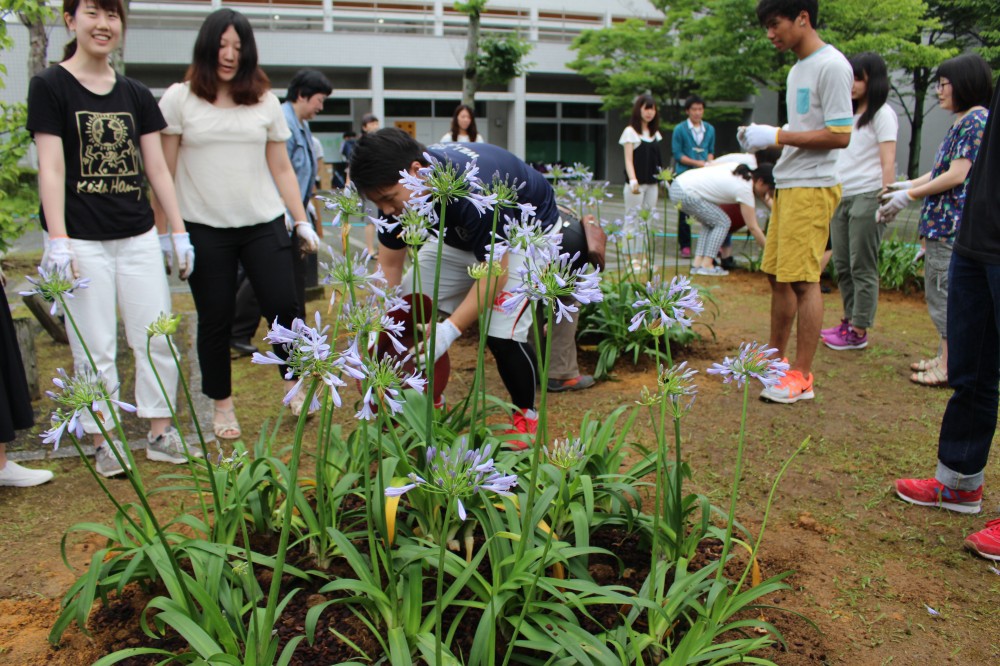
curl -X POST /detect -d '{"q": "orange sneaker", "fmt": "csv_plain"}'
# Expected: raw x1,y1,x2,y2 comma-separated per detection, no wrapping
503,409,538,450
759,369,814,404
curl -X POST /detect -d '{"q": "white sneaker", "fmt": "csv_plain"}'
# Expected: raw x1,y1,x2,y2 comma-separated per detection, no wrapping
95,440,131,478
147,426,202,465
0,461,54,487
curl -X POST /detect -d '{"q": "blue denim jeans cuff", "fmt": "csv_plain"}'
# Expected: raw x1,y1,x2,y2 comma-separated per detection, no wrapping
935,461,984,491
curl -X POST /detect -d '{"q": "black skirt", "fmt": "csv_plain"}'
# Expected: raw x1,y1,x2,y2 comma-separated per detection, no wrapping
1,288,34,443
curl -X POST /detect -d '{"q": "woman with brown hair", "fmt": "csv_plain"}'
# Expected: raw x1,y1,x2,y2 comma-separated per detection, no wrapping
159,8,318,438
440,103,485,143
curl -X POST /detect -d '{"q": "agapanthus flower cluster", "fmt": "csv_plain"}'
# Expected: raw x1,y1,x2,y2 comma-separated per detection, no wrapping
401,152,496,217
391,205,439,246
252,313,364,409
545,437,587,470
319,185,366,228
41,368,136,449
503,250,603,323
495,214,563,264
321,249,388,306
629,275,704,335
340,293,409,355
482,172,536,220
20,265,90,315
355,352,427,420
707,341,789,389
656,362,699,414
146,312,181,338
385,440,518,521
467,260,506,281
655,167,675,185
215,449,249,473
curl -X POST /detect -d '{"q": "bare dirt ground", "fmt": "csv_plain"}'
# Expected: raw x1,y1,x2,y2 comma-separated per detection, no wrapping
1,268,998,665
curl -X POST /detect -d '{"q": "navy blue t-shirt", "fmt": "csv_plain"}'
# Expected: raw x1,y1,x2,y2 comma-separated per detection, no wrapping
378,143,559,261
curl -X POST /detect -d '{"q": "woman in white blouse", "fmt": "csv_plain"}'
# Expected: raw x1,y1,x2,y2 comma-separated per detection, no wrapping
440,103,485,143
618,94,663,214
159,9,319,439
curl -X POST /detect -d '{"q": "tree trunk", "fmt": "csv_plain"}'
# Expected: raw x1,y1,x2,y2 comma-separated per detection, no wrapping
19,1,50,76
907,68,931,178
461,11,481,107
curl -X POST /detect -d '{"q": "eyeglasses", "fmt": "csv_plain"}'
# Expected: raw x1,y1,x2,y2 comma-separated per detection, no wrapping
935,80,952,92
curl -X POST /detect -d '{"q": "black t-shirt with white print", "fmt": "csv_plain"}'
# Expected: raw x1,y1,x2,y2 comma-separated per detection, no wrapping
27,65,166,241
378,142,560,261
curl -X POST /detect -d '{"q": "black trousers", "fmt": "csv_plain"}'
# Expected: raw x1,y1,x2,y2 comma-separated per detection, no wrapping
186,218,297,399
231,249,308,342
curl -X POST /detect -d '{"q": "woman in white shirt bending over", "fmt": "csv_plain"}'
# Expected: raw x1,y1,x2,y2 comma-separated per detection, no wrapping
822,52,898,352
159,9,319,440
669,163,773,276
440,104,485,143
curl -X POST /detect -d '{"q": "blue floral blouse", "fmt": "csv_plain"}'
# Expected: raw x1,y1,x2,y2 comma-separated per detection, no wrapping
919,108,989,239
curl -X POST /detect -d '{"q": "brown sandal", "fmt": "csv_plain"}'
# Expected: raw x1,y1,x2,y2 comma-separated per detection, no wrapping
910,364,948,387
213,407,241,440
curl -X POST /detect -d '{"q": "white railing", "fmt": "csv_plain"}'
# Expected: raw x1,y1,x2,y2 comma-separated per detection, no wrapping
127,1,619,42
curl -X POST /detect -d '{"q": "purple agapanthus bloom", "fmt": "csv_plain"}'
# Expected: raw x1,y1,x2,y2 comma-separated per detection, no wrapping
502,251,604,323
400,152,493,219
629,275,704,334
252,313,362,409
20,266,90,315
318,185,365,229
42,368,136,450
495,214,563,264
321,249,388,307
353,352,426,421
384,439,518,525
707,342,789,389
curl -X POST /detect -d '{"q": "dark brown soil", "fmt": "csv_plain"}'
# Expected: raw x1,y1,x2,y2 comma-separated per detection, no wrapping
3,269,999,665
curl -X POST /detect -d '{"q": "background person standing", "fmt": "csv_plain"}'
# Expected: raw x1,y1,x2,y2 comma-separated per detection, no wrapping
672,95,715,259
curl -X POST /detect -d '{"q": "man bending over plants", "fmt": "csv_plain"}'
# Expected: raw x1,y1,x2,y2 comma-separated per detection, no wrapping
348,128,595,437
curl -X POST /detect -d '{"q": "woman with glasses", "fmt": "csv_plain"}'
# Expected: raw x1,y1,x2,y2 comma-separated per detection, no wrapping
877,53,993,386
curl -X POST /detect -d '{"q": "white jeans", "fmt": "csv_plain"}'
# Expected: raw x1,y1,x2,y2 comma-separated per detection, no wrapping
65,227,177,434
622,183,659,215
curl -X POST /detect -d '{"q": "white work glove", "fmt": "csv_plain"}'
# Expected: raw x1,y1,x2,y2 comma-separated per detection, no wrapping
294,221,320,254
886,180,913,193
629,179,640,194
172,232,195,279
741,123,781,152
158,233,174,272
878,188,915,221
43,236,78,278
409,319,461,363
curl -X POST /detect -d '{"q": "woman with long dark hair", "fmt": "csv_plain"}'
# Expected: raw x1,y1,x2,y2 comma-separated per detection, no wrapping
822,51,898,352
877,53,993,385
159,8,318,438
440,103,484,143
27,0,195,478
619,94,663,214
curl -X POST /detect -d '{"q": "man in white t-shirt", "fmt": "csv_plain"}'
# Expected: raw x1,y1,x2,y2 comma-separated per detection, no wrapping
741,0,853,404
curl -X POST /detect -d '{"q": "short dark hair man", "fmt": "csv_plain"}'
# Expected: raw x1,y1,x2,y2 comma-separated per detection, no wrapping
743,0,853,404
672,94,716,257
349,128,593,436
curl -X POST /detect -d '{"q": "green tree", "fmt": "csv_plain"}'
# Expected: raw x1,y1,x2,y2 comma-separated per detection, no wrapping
567,19,693,120
455,0,531,105
0,0,53,254
574,0,960,176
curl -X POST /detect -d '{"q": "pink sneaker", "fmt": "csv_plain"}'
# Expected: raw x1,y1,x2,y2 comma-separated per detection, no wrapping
680,247,691,259
965,519,1000,561
821,318,849,339
894,478,982,514
823,326,868,351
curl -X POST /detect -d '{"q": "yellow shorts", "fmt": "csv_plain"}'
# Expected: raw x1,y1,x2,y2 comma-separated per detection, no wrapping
760,185,842,283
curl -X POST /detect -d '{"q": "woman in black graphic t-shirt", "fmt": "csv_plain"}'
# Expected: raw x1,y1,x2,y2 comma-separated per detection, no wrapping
26,0,197,478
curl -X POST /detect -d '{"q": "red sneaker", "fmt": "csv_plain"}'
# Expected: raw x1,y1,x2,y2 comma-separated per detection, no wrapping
503,409,538,450
965,519,1000,561
894,478,983,514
